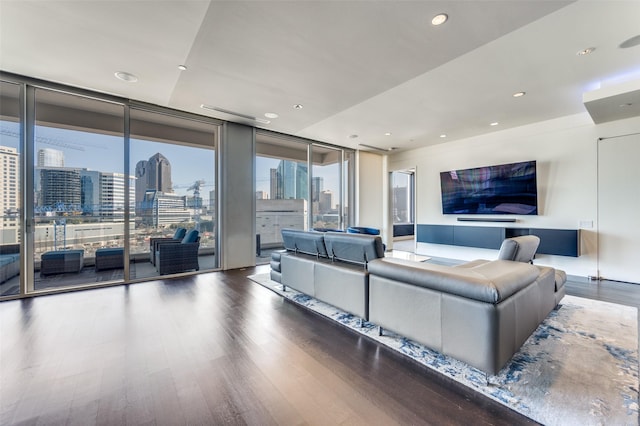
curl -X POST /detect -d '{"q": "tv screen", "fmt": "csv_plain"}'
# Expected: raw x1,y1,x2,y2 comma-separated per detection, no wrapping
440,160,538,215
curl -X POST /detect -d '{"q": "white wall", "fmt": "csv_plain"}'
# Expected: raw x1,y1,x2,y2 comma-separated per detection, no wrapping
388,112,640,278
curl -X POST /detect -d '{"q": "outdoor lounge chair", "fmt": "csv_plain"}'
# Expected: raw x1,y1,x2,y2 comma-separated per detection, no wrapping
149,227,187,265
155,229,200,275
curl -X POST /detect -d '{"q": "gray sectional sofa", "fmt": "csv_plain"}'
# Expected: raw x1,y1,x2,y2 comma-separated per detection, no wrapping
271,229,566,375
272,229,385,320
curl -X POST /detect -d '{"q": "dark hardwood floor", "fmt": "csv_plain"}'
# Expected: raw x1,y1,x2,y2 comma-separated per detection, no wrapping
1,266,638,426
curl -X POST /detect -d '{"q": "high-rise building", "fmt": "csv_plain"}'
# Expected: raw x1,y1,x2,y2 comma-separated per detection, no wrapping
81,170,134,220
37,148,64,167
312,177,323,202
269,168,280,200
135,152,173,215
256,191,267,199
271,160,308,200
39,168,82,212
0,146,19,242
319,190,333,214
140,190,190,227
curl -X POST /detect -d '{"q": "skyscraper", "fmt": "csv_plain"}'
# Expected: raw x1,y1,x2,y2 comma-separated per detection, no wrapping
40,168,82,212
0,146,19,242
135,152,173,215
271,160,308,200
312,176,323,202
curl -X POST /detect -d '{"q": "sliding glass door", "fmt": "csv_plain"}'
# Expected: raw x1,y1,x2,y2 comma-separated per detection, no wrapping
255,131,355,264
129,109,218,279
33,88,126,291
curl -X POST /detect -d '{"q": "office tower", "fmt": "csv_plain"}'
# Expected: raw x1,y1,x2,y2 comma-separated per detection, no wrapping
81,170,133,220
0,146,19,242
312,177,323,202
40,168,81,211
135,152,173,215
37,148,64,167
273,160,308,200
319,190,333,214
269,168,279,200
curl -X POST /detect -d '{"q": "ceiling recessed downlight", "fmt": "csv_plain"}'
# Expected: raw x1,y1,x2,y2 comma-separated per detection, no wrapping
264,112,279,119
178,65,187,71
114,71,138,83
431,13,448,26
293,104,303,109
384,132,392,136
513,91,526,98
440,134,447,138
577,47,595,56
490,122,499,126
349,134,359,139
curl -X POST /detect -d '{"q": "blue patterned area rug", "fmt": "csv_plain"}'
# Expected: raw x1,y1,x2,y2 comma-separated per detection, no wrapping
248,273,639,425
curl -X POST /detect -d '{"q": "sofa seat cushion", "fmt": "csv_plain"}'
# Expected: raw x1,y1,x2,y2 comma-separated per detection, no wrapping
367,258,539,304
0,253,20,267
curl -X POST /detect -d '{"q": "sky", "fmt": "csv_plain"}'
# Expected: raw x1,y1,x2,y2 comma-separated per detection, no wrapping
1,121,345,198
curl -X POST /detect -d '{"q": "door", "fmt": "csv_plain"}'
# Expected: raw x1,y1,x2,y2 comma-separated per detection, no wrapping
598,133,640,283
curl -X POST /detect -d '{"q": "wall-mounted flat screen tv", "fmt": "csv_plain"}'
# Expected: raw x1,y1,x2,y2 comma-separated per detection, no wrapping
440,160,538,215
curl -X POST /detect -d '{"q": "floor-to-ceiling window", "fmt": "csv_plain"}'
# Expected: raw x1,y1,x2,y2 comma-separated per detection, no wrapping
0,81,21,296
255,132,354,264
33,88,126,291
129,108,218,278
0,75,222,299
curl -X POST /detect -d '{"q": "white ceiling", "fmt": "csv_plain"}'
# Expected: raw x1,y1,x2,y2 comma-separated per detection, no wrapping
1,0,639,152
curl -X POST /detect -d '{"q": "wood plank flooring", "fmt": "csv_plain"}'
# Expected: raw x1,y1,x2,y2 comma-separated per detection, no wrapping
2,266,638,425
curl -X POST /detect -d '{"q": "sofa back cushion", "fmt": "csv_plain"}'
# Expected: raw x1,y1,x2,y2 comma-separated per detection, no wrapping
281,229,328,257
498,235,540,263
323,232,384,265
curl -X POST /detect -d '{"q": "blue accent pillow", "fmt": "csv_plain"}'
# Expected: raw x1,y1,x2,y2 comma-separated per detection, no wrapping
182,229,199,244
347,226,380,235
174,228,187,240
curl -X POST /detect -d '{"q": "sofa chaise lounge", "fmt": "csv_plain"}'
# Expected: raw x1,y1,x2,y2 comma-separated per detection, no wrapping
271,229,566,375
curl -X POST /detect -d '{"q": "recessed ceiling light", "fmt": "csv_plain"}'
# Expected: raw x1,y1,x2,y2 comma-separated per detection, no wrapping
265,112,279,119
114,71,138,83
384,132,392,136
178,65,187,71
431,13,448,26
490,122,499,126
440,134,447,138
513,91,526,98
293,104,303,109
577,47,595,56
349,134,359,139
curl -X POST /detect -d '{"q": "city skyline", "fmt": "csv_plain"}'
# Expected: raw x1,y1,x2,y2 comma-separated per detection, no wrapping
2,121,349,200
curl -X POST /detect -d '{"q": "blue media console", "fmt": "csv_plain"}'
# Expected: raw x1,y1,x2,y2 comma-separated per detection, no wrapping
416,224,580,257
